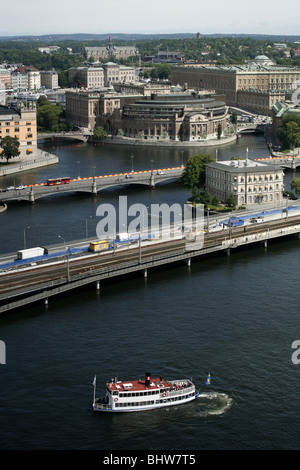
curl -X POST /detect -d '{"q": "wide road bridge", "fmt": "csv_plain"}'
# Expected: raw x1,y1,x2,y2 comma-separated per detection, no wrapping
1,210,300,314
0,166,184,203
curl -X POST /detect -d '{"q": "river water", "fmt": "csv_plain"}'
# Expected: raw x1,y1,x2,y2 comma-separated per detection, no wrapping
0,134,300,450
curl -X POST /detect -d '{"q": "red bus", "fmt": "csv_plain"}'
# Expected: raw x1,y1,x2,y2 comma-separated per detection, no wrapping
46,177,71,186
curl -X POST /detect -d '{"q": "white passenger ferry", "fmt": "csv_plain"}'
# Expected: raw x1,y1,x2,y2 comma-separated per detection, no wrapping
92,372,200,412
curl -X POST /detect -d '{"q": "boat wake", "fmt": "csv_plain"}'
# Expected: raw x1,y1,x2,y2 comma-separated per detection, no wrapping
195,391,233,417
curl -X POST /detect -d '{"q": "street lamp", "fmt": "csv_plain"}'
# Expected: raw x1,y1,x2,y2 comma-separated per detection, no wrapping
23,226,30,249
58,235,70,282
86,216,92,238
130,154,134,173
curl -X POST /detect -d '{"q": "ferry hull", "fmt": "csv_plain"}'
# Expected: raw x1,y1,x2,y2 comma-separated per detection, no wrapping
93,390,200,413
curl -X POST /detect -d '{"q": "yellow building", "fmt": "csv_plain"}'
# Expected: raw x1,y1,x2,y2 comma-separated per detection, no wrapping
0,102,37,158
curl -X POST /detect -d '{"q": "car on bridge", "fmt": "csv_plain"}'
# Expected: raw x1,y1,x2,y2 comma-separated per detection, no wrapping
157,171,165,175
15,184,26,190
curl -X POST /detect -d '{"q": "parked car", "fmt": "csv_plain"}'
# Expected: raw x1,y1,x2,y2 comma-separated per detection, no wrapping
15,184,26,190
5,186,15,191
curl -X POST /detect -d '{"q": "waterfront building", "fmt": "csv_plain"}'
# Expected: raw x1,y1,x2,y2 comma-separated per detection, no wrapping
171,63,300,114
65,89,228,141
205,159,284,206
104,92,228,142
65,90,137,129
0,102,37,157
236,89,286,116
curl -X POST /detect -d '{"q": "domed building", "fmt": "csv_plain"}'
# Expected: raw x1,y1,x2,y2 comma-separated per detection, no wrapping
249,55,275,66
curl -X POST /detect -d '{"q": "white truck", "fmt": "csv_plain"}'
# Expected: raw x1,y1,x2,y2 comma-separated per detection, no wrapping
16,247,47,260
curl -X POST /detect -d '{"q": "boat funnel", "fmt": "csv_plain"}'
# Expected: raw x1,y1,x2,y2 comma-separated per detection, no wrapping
145,372,151,387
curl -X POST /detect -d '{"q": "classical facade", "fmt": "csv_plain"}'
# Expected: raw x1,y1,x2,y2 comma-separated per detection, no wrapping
236,89,286,115
67,63,136,89
0,102,37,157
105,93,228,142
171,64,300,113
205,159,284,206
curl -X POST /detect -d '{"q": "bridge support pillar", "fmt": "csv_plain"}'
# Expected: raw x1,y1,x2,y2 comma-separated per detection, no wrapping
92,179,97,195
150,174,155,188
29,186,35,203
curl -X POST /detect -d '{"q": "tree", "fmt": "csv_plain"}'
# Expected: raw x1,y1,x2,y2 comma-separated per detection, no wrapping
93,126,107,140
180,154,215,202
277,116,300,150
37,96,64,132
291,178,300,195
0,136,20,163
178,122,186,142
199,188,212,207
226,192,237,209
217,123,222,139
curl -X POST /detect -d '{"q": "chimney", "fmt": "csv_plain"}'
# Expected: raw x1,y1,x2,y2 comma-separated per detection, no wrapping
145,372,151,387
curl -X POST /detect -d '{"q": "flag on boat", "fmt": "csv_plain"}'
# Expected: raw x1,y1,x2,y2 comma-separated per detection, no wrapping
92,375,96,386
205,373,211,385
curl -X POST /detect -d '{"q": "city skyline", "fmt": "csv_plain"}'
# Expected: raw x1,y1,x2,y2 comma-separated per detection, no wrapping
1,0,299,38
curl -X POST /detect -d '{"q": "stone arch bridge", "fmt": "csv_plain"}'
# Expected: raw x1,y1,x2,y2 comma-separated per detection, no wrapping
0,167,184,204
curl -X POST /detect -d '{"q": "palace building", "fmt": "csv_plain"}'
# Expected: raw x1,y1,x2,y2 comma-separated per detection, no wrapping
171,62,300,114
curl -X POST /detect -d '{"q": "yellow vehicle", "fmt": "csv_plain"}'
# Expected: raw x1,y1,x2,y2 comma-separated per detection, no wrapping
89,240,110,252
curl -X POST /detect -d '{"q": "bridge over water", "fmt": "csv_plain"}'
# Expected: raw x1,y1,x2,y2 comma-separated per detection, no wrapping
37,132,89,143
254,155,300,170
0,167,184,203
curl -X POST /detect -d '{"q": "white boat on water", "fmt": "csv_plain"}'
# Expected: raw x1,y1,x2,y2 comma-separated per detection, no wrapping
92,372,200,412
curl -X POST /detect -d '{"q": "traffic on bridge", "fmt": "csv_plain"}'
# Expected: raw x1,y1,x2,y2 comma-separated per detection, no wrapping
0,166,185,203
